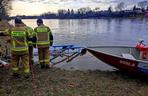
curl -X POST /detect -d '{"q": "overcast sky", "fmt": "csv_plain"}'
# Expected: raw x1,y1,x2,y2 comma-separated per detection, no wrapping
10,0,145,16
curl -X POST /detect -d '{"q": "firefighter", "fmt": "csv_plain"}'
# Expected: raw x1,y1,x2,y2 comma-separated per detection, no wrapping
0,18,13,36
0,18,11,35
34,18,53,68
27,26,35,66
0,18,12,56
20,22,35,66
7,17,31,78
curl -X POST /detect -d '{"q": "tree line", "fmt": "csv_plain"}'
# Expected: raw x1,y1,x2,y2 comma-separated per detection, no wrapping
1,0,148,19
40,1,148,19
0,0,11,19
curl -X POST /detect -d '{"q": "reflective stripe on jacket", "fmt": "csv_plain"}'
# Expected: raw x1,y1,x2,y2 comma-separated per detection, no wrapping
11,31,28,52
0,20,10,32
34,25,51,47
10,26,30,54
26,26,35,46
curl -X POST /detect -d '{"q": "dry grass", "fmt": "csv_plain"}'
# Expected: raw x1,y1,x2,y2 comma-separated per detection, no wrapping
0,66,148,96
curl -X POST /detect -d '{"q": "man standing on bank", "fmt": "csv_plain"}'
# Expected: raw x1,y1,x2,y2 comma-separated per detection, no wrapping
20,22,36,66
34,19,53,68
8,17,31,78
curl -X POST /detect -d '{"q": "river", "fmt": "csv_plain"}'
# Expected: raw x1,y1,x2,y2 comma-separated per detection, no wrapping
10,18,148,71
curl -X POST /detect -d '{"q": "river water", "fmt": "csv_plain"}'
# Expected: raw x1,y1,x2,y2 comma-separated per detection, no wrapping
10,18,148,71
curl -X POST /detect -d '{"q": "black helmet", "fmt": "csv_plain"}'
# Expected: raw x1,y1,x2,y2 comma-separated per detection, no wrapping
37,18,43,23
15,17,22,24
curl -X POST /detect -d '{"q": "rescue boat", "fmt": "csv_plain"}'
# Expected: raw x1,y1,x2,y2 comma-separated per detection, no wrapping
87,42,148,77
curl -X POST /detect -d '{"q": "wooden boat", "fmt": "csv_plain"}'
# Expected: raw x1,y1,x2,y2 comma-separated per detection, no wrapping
87,46,148,77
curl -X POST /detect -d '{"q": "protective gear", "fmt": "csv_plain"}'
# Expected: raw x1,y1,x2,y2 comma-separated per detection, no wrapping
38,47,50,68
11,54,30,75
11,30,28,53
19,23,35,65
26,26,35,65
34,23,53,68
37,18,43,24
27,26,36,45
0,20,12,37
0,20,12,60
0,20,10,32
9,24,31,76
15,17,22,24
34,25,53,48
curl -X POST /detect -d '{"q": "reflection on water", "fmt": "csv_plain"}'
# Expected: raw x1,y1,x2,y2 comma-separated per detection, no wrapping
14,18,148,71
21,18,148,47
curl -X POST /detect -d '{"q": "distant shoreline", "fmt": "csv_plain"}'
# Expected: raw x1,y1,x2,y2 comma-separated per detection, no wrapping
10,10,148,19
10,16,148,20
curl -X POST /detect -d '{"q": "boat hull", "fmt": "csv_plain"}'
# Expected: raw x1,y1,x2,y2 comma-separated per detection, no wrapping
87,47,148,77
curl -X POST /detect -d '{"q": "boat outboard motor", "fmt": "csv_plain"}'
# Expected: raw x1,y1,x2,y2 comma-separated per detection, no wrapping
138,39,144,45
136,39,148,60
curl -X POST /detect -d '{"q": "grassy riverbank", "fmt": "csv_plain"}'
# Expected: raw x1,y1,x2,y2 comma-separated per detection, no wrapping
0,65,148,96
0,37,148,96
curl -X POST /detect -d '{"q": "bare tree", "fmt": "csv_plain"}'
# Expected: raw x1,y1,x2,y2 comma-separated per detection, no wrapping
58,9,67,15
77,7,91,14
108,6,112,12
0,0,12,18
133,5,137,11
93,7,100,12
147,6,148,10
115,2,125,11
138,1,148,9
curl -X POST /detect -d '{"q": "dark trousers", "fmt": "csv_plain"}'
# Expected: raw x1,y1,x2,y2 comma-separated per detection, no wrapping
29,46,33,65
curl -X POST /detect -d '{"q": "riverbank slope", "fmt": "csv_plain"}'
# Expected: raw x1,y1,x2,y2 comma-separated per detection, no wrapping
0,66,148,96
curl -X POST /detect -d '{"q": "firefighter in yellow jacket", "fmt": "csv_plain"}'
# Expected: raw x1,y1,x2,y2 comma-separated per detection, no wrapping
34,18,53,68
8,17,31,78
27,26,35,65
0,18,13,56
20,22,35,65
0,18,11,34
